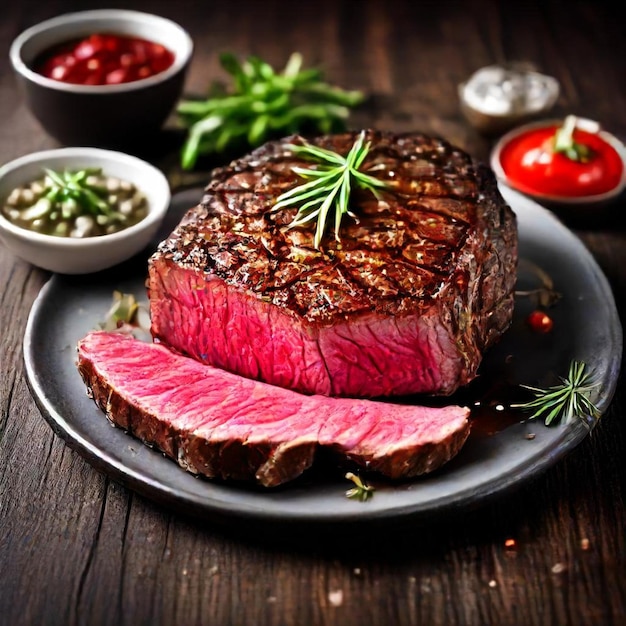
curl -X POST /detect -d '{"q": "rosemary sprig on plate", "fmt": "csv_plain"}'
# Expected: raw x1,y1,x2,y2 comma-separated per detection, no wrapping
345,472,375,502
514,360,601,426
273,131,390,248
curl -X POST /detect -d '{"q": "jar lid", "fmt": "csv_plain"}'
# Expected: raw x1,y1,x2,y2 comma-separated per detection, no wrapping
461,64,559,117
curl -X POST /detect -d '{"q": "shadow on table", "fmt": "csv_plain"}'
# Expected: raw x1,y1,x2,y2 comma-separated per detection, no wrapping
161,463,565,561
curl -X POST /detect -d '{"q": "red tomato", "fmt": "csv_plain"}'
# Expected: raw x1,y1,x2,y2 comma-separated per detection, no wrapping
499,125,624,198
34,33,175,86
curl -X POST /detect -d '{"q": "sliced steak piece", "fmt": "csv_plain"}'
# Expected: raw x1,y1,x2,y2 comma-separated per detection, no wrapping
147,129,517,398
77,330,471,487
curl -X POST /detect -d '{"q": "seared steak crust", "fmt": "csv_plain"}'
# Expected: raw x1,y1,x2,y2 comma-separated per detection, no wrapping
77,331,471,487
148,129,517,397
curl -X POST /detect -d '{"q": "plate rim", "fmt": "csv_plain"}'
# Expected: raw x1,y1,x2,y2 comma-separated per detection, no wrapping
22,187,623,526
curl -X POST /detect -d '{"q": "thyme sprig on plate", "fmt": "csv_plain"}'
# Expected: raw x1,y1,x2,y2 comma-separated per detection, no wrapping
99,291,150,337
345,472,375,502
514,360,601,426
177,52,364,169
515,258,561,308
273,131,390,248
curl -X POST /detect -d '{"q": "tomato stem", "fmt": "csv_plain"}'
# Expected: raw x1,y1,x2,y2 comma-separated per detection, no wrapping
553,115,594,163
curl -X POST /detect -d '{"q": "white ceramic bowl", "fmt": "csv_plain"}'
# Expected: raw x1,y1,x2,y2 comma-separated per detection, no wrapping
0,147,171,274
490,118,626,206
9,9,193,147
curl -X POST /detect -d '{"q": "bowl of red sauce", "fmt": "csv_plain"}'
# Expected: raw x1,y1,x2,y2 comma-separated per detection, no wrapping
491,116,626,206
9,9,193,147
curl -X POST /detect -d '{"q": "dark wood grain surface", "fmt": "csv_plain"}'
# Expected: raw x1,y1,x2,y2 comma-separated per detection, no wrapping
1,1,625,625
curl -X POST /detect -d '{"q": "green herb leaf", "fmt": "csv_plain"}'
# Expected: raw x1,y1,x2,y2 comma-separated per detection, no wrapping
513,360,601,426
98,291,152,341
273,131,391,248
345,472,375,502
99,291,141,331
177,52,365,169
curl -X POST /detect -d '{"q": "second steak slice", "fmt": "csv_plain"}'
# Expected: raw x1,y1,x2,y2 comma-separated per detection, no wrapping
77,331,471,487
148,130,517,398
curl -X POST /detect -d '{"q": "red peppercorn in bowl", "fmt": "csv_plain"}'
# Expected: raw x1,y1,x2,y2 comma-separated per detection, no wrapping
491,117,626,205
10,10,193,147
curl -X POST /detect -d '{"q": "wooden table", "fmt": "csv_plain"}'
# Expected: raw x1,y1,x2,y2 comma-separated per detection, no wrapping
2,1,625,624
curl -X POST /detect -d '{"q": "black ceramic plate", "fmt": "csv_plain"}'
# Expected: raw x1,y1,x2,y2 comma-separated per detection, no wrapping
23,187,622,528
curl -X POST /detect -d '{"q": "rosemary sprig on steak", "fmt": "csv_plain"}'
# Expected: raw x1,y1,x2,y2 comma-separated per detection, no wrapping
177,52,364,169
274,131,391,248
514,360,600,426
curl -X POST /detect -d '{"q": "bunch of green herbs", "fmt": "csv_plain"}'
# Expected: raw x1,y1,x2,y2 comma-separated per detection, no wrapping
177,52,364,169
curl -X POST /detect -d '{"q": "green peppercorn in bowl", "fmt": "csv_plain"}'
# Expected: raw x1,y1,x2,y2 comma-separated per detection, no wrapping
0,147,170,274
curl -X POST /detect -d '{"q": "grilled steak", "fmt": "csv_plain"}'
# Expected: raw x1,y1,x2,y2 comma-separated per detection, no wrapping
148,129,517,398
77,331,471,487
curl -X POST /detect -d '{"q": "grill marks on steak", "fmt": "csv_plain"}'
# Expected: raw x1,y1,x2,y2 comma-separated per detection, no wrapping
154,133,479,320
148,129,517,398
77,331,471,487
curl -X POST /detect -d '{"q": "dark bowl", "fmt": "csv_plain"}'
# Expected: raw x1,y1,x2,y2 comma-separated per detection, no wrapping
9,9,193,147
